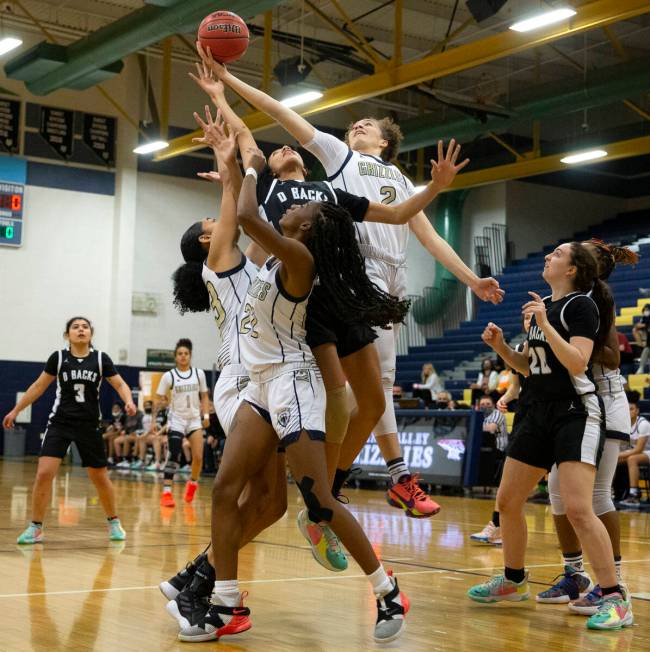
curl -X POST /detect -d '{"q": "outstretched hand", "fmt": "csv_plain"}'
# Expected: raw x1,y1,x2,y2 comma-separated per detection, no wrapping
522,292,548,328
192,105,238,163
472,277,505,304
196,41,228,80
429,139,470,189
188,51,224,97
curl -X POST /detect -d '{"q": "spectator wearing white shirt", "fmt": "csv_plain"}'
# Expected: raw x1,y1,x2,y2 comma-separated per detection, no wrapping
619,395,650,507
412,363,443,405
470,358,498,405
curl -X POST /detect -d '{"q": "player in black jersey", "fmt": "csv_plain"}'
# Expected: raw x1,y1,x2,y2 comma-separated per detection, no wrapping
468,242,634,631
2,317,136,544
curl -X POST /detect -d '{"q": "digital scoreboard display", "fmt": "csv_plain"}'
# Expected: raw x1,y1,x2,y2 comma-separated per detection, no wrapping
0,182,24,247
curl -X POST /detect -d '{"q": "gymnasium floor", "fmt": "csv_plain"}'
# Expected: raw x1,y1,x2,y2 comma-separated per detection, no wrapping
1,459,648,652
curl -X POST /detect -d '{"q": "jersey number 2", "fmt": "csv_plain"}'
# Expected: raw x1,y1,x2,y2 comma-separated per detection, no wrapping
239,303,259,338
380,186,397,205
529,346,552,375
73,383,86,403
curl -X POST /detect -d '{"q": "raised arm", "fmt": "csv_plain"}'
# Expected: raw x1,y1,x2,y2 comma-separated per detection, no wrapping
237,149,313,298
482,323,530,376
364,140,469,225
197,43,315,146
2,372,55,428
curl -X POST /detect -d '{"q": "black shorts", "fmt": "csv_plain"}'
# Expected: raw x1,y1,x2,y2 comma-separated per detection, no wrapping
507,394,604,472
306,286,377,358
40,423,107,468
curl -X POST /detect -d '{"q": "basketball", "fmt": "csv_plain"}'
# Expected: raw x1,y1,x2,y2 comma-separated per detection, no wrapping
197,10,249,64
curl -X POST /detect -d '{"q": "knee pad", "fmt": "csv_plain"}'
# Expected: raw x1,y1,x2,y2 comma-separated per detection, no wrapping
548,466,566,516
592,485,615,516
297,475,333,523
593,439,618,516
168,431,183,463
325,387,350,445
374,384,397,436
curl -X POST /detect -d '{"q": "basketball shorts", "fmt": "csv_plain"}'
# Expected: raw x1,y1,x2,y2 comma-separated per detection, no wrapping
305,284,377,358
167,413,203,436
600,390,631,441
40,423,107,468
244,363,326,445
213,364,250,435
507,394,604,471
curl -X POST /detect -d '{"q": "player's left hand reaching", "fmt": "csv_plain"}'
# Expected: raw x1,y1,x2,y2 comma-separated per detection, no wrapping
472,277,505,304
196,41,227,80
430,139,470,190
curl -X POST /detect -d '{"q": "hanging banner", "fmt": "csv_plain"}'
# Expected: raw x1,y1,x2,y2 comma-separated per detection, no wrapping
39,106,73,159
0,98,20,154
83,113,116,166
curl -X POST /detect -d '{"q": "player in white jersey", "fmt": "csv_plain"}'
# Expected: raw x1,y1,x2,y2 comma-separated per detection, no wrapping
619,392,650,508
202,48,504,518
536,240,639,612
178,147,412,644
154,338,209,506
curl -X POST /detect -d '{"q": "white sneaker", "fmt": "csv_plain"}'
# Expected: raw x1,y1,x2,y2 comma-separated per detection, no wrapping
130,460,144,470
116,460,131,469
470,521,499,543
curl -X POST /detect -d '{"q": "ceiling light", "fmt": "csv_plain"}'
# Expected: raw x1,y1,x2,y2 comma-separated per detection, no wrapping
133,140,169,155
0,37,22,56
560,149,607,165
510,8,576,33
280,91,323,109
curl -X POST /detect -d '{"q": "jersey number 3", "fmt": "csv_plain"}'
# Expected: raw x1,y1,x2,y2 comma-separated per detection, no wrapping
73,383,86,403
529,346,552,375
206,281,226,328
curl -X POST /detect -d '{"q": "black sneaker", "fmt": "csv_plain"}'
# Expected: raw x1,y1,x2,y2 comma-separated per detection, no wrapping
374,574,409,643
159,550,207,600
182,556,216,599
175,593,252,642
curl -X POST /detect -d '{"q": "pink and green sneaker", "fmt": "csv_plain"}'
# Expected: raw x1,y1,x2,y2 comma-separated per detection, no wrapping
468,573,529,603
297,509,348,572
586,592,634,630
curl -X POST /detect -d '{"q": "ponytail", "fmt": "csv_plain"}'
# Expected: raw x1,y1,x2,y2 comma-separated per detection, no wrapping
171,261,210,314
585,238,639,280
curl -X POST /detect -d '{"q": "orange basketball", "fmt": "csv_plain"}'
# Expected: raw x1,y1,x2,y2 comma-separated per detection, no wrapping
198,10,249,64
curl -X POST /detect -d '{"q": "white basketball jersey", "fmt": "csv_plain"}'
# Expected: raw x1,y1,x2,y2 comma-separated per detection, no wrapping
239,258,312,373
592,362,625,395
202,256,257,370
304,128,415,260
157,367,207,420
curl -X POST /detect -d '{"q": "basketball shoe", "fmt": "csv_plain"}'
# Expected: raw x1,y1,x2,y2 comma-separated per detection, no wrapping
374,574,409,643
536,565,593,603
569,585,603,616
296,509,348,572
469,521,501,545
17,523,43,545
586,592,634,630
468,573,530,602
159,550,208,600
177,592,252,642
108,518,126,541
386,474,440,517
160,490,175,508
184,480,198,503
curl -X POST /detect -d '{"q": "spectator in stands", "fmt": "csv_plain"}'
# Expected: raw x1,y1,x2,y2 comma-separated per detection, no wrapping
617,331,634,365
103,402,124,467
635,304,650,374
436,390,454,409
144,396,168,471
479,395,508,452
114,408,143,469
619,392,650,507
470,358,498,405
412,363,443,405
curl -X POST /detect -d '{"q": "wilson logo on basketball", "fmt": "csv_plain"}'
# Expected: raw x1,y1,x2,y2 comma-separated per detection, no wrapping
207,24,242,33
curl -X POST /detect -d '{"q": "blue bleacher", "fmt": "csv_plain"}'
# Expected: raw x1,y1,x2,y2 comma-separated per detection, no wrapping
396,209,650,392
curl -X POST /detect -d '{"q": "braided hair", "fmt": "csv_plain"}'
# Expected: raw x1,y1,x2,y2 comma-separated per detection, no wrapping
172,221,210,315
306,202,410,328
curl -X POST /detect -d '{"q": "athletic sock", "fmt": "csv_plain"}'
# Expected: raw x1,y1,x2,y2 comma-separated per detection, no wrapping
213,580,241,607
367,565,393,597
629,487,639,497
332,467,350,498
504,567,526,584
386,457,409,485
563,550,584,573
614,556,623,583
601,584,622,597
32,521,43,527
163,485,172,494
189,478,198,485
107,515,118,522
492,511,500,527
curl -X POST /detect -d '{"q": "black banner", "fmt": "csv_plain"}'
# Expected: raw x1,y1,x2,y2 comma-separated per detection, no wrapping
0,98,20,154
39,106,73,159
83,113,115,166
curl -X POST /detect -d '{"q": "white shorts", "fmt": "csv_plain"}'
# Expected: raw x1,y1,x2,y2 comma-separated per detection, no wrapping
244,363,326,445
213,365,250,435
167,413,202,436
600,390,631,440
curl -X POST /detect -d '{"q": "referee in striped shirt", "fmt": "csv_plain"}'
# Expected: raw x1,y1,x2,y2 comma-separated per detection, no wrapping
479,395,508,452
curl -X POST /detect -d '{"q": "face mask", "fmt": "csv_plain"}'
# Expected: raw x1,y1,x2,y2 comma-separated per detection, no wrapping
112,410,121,417
145,407,152,414
481,406,494,416
644,310,650,317
436,401,448,409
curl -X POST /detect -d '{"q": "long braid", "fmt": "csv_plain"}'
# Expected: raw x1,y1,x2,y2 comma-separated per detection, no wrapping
307,202,410,328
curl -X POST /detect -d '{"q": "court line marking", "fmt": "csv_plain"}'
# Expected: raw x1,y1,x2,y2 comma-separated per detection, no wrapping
2,557,649,599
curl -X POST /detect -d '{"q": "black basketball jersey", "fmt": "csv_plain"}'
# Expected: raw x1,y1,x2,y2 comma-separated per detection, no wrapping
44,349,117,426
525,292,599,400
256,176,369,231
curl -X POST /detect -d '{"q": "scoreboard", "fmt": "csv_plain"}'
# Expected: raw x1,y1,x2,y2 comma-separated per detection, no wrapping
0,181,24,247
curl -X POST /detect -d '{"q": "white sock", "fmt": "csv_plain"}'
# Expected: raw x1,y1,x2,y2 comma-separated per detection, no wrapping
213,580,241,607
563,551,584,573
615,557,623,583
189,479,198,486
368,566,393,597
163,485,172,494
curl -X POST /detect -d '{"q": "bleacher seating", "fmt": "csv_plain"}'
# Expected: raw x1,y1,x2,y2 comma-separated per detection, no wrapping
396,209,650,400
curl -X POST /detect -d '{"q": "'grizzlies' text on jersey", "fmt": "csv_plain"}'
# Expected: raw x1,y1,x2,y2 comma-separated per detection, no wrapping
202,254,257,370
156,367,208,420
304,129,415,261
44,349,117,426
239,258,312,372
526,292,599,399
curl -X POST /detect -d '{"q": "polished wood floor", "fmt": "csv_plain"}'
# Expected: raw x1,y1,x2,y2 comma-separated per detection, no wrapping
1,458,649,652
